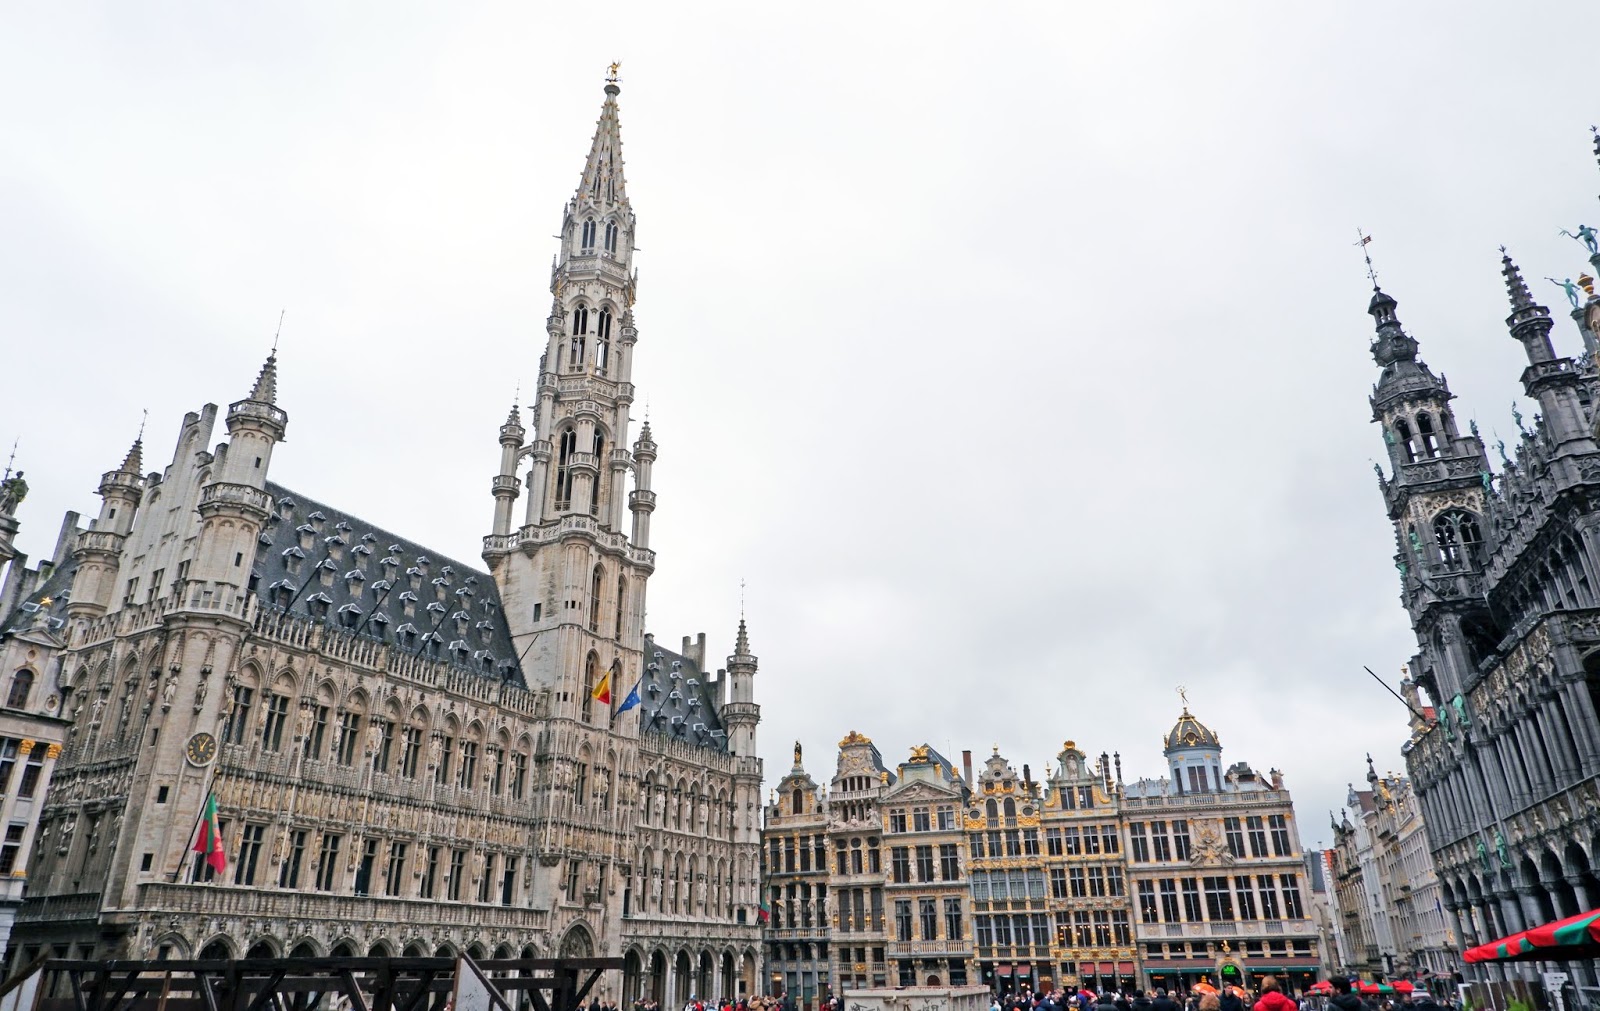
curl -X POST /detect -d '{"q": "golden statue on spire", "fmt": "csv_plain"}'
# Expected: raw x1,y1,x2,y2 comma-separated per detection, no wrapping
606,62,621,84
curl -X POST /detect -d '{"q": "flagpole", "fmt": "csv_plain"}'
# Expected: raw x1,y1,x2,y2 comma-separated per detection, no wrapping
170,763,224,883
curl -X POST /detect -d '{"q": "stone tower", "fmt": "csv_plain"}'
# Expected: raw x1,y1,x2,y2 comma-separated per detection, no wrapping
1367,285,1498,706
485,76,651,716
482,76,654,958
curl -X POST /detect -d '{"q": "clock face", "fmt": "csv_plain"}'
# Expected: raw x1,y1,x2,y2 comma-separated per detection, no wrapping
185,732,218,767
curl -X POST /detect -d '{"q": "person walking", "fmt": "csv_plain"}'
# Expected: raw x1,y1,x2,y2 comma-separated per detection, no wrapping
1251,978,1295,1011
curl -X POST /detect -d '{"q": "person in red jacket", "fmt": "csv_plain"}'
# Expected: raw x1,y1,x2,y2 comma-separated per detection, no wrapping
1252,978,1295,1011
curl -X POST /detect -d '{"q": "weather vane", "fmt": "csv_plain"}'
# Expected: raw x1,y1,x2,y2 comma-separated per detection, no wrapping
1355,229,1379,290
1,438,16,483
1177,685,1189,708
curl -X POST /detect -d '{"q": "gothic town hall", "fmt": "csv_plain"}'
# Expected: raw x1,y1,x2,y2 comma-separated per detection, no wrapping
0,80,765,1003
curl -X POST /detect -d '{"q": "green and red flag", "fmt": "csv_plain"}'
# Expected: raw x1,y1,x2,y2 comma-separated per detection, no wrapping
193,792,226,874
757,899,770,924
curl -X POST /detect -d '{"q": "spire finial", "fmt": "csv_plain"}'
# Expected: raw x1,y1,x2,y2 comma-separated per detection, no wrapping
2,438,16,483
248,347,279,404
1176,684,1189,710
1501,247,1537,309
272,309,284,353
1355,229,1379,290
740,577,746,619
137,409,147,443
606,61,621,85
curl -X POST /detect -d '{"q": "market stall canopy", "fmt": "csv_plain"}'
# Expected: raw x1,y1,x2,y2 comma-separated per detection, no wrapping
1463,907,1600,963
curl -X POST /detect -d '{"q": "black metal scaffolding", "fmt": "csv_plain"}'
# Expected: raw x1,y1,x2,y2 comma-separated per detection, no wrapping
31,956,622,1011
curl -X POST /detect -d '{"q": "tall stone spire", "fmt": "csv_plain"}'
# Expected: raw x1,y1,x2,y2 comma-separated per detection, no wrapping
117,434,143,476
573,72,629,211
1501,249,1593,450
247,350,278,404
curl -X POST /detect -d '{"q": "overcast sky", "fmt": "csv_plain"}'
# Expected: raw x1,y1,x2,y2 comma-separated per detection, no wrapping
5,3,1600,848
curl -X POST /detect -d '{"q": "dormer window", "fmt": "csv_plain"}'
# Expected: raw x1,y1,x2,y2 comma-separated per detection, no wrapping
306,592,333,618
345,569,366,594
338,603,363,629
297,525,316,551
268,579,296,607
406,567,423,590
353,543,373,569
308,511,327,533
317,559,337,587
282,546,306,575
323,535,346,562
397,623,419,648
432,576,450,602
381,556,400,580
400,590,417,617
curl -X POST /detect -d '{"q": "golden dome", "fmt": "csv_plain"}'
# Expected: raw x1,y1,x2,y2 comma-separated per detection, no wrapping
1163,707,1221,750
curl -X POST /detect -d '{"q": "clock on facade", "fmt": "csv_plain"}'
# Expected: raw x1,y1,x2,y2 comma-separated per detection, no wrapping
184,732,218,767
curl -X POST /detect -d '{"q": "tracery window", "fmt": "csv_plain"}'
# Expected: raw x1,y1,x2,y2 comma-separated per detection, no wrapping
1433,510,1484,569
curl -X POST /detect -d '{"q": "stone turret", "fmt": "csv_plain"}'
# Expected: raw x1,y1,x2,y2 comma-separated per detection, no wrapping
66,434,145,619
181,351,286,614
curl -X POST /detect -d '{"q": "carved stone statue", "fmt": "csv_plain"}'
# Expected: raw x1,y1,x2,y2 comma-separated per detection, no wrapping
0,472,27,514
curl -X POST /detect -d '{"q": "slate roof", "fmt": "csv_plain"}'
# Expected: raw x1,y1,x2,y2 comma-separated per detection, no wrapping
1,559,77,636
637,634,728,752
253,482,524,686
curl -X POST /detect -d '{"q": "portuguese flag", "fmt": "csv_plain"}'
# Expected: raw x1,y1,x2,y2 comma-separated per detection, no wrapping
758,899,770,924
192,792,226,874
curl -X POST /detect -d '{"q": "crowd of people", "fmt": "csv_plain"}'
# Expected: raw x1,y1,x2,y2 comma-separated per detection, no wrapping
624,976,1452,1011
975,977,1449,1011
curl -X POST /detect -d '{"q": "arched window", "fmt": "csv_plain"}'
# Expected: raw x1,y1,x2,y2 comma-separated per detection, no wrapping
595,309,612,375
570,307,589,370
555,429,577,511
985,798,998,820
582,652,600,723
589,566,604,633
1003,797,1017,822
581,219,596,250
6,670,33,710
591,433,605,517
615,575,627,640
792,789,804,814
1395,418,1417,463
604,221,618,254
1417,413,1440,459
1433,510,1485,570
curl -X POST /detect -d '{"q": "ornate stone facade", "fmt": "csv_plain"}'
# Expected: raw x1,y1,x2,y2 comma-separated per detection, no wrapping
1364,132,1600,987
761,712,1316,1003
4,80,763,997
1329,764,1454,981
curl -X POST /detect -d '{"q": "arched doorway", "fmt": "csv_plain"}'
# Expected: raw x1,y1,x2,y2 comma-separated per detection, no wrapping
330,942,356,958
624,950,644,1005
560,925,594,959
649,951,667,1004
199,940,232,961
289,941,320,958
675,951,692,1005
698,951,713,999
741,951,757,997
435,944,456,958
404,942,428,957
245,940,276,959
926,976,942,987
721,953,735,1002
368,942,392,958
